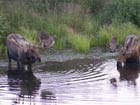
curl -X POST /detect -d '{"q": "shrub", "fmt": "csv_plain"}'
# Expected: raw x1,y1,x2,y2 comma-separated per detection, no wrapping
77,0,108,15
99,0,140,26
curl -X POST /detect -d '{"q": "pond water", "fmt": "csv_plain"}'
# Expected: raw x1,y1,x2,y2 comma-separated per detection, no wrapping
0,57,140,105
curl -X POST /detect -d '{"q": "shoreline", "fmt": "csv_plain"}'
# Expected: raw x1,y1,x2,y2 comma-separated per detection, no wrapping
0,48,119,62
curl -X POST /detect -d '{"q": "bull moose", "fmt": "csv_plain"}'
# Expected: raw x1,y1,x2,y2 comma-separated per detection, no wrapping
117,35,140,69
7,34,41,71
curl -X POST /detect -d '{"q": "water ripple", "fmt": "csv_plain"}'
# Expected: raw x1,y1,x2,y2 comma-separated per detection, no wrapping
0,58,140,105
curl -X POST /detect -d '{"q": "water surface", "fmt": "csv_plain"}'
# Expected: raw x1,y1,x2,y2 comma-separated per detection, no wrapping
0,57,140,105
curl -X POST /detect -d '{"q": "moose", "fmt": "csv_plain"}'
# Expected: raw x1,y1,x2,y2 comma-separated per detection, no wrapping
38,32,55,49
117,35,140,69
109,36,118,52
7,34,41,71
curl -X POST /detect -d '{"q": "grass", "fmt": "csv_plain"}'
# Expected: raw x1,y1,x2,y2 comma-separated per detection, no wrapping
1,0,140,54
0,44,6,53
91,22,140,47
68,34,91,53
19,27,39,45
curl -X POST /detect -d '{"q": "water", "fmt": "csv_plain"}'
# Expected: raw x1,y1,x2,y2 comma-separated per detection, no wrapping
0,58,140,105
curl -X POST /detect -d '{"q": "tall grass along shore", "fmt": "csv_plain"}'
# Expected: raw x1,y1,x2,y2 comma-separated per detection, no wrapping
0,0,140,53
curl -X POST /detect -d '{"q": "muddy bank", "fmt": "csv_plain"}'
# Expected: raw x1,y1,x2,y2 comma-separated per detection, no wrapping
0,48,119,72
41,48,119,62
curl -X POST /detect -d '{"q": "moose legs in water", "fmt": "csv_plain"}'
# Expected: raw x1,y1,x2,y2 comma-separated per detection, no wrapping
7,49,32,71
117,59,140,85
7,49,21,70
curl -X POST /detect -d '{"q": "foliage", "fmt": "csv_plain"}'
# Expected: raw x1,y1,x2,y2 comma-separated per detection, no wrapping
91,22,140,47
19,27,39,45
0,16,7,53
1,0,140,53
99,0,140,26
68,34,91,53
0,44,6,53
79,0,108,15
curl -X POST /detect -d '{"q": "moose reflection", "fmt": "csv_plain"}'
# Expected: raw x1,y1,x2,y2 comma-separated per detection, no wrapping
117,58,140,85
7,70,41,104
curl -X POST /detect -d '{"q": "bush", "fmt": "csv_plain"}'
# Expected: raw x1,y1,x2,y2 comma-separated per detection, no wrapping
99,0,140,26
77,0,108,15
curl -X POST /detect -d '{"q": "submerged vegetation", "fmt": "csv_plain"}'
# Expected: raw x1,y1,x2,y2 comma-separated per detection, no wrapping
0,0,140,53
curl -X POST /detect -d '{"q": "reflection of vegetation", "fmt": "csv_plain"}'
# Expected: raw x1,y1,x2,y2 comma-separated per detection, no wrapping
39,58,101,72
1,0,140,53
0,69,6,75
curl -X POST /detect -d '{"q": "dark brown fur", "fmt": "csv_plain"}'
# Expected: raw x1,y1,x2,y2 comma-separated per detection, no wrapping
117,59,140,85
7,34,41,71
117,35,140,69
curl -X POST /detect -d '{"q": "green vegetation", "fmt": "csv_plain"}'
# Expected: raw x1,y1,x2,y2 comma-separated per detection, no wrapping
99,0,140,26
19,27,38,45
68,34,91,53
92,22,140,47
0,0,140,53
